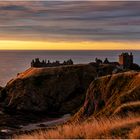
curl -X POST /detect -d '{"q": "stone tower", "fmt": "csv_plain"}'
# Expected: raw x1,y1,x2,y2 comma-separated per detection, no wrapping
119,52,133,68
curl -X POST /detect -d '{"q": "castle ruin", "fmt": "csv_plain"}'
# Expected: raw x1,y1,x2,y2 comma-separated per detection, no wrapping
31,58,73,68
119,52,133,68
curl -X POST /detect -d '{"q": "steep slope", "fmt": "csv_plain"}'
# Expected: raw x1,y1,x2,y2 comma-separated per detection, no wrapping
15,115,140,139
74,71,140,120
1,64,97,115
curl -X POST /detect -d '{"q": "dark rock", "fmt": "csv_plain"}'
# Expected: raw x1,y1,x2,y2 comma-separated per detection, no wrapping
0,86,2,91
2,64,97,115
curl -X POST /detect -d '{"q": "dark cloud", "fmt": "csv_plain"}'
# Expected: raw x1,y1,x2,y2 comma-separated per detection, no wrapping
0,5,28,11
0,1,140,41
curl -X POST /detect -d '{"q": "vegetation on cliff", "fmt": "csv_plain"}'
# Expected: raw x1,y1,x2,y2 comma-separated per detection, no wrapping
1,64,97,115
0,64,140,139
15,115,140,139
73,71,140,121
14,71,140,139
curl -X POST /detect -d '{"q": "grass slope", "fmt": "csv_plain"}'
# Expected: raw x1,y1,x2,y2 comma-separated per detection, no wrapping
73,71,140,121
14,71,140,139
15,115,140,139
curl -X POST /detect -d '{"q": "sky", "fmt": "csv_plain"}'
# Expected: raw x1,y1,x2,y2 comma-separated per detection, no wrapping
0,1,140,50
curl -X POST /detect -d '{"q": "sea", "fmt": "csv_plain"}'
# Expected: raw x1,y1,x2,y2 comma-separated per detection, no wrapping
0,50,140,86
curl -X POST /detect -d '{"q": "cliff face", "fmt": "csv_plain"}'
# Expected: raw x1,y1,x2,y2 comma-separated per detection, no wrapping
74,71,140,120
0,86,2,92
1,64,97,115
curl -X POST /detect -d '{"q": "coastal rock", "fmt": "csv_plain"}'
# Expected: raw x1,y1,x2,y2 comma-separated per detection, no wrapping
0,86,5,101
0,86,2,90
73,71,140,120
2,64,97,115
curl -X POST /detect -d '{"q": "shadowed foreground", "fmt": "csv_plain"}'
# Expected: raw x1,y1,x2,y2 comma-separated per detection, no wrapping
14,71,140,139
0,65,140,138
15,115,140,139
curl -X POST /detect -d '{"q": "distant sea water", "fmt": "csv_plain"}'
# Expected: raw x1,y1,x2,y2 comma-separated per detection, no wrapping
0,50,140,86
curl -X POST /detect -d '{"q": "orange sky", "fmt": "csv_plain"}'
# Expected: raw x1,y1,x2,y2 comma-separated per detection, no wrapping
0,1,140,50
0,40,140,50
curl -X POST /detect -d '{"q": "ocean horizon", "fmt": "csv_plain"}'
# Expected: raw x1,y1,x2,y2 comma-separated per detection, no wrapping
0,50,140,86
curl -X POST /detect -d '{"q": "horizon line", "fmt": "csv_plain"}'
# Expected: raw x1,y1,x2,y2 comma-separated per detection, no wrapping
0,49,140,51
0,0,140,1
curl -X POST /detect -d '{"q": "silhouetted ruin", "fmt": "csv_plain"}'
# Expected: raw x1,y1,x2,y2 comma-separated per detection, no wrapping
119,52,133,68
95,58,102,64
93,52,140,70
104,58,109,64
31,58,73,68
95,57,110,65
31,52,139,70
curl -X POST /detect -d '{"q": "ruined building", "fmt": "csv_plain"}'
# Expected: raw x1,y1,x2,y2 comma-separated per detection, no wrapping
31,58,73,68
119,52,133,68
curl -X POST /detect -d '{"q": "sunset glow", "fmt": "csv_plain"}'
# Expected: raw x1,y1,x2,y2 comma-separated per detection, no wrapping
0,40,140,50
0,1,140,50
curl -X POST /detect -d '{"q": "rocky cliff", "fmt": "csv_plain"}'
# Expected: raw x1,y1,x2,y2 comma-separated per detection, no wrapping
0,86,2,92
1,64,97,115
73,71,140,121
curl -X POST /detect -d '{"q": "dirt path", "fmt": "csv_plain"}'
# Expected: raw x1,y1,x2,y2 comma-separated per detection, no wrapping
19,114,71,132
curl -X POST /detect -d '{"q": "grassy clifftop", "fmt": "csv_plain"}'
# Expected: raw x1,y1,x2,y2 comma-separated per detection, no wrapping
16,71,140,139
1,64,97,115
73,71,140,121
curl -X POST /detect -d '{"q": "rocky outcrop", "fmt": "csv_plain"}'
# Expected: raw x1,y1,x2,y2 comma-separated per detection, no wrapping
73,71,140,121
0,86,2,93
1,64,97,115
0,86,5,101
0,86,2,90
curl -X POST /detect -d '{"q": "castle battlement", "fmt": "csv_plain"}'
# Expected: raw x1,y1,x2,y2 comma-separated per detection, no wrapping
31,58,73,68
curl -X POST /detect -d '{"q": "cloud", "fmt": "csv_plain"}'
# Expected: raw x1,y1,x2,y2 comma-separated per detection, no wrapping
0,1,140,41
0,5,28,11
